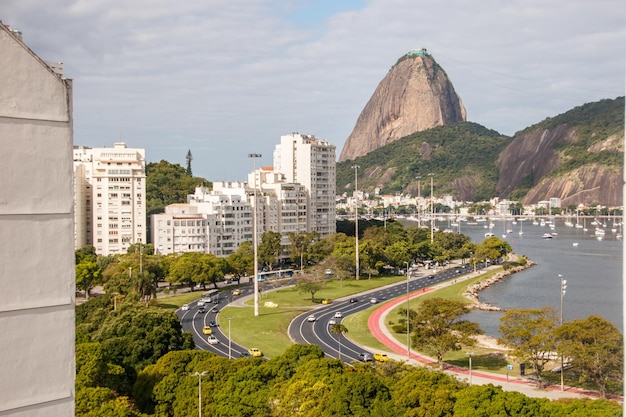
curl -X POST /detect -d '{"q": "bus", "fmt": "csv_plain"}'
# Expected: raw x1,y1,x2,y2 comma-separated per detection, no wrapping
203,289,219,302
257,269,294,281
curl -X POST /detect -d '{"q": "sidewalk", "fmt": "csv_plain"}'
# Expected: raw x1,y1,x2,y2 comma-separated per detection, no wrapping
367,265,602,400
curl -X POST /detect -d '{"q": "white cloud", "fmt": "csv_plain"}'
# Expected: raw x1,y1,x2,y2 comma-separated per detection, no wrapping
3,0,624,179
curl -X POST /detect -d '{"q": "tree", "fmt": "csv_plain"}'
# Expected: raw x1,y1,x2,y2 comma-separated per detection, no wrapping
287,231,319,270
258,231,283,270
498,307,558,388
330,323,349,361
76,255,102,300
295,277,325,302
475,236,511,263
185,149,193,176
411,298,483,368
168,252,208,288
556,315,623,397
227,240,254,283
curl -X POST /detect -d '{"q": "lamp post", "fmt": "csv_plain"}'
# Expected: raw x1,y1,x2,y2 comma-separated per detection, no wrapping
416,175,422,227
404,261,410,361
352,165,360,280
192,371,208,417
227,317,233,360
467,352,474,385
559,274,567,391
248,153,262,316
428,173,435,243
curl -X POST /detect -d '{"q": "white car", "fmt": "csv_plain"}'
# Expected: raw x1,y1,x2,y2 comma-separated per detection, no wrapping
328,318,337,326
370,298,378,304
334,311,342,318
207,335,219,345
197,298,206,306
307,315,316,322
181,304,190,311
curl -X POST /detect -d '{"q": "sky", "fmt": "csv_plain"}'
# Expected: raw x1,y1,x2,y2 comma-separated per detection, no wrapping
3,0,624,181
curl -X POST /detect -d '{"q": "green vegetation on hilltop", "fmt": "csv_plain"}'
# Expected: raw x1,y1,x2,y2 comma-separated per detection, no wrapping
146,160,209,217
517,97,625,178
337,122,511,200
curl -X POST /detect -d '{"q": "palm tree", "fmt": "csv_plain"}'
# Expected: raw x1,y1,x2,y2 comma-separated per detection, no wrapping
330,323,349,361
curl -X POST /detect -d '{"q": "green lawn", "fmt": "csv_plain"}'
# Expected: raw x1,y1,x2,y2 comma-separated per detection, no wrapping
157,268,518,373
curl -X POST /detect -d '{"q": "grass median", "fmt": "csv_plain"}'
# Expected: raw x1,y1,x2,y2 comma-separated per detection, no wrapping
157,275,408,358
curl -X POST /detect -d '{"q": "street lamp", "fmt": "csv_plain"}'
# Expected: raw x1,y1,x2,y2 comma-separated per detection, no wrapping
227,317,233,360
404,261,410,361
467,352,474,385
192,371,208,417
248,153,262,316
559,274,567,391
428,173,435,243
352,165,360,280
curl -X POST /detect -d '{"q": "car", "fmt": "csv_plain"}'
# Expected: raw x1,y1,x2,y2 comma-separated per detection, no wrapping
349,298,358,303
328,318,337,326
202,326,212,335
212,297,220,304
334,311,343,318
208,320,217,327
210,306,219,313
374,353,390,362
370,297,378,304
232,288,241,296
207,335,219,345
322,299,332,305
225,278,232,284
198,306,206,313
358,352,373,362
197,298,206,306
325,269,333,276
307,315,316,322
455,269,461,274
427,274,435,279
181,304,190,311
248,347,263,357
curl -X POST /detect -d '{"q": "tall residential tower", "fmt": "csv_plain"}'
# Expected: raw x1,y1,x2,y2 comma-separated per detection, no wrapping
273,133,336,237
74,142,146,255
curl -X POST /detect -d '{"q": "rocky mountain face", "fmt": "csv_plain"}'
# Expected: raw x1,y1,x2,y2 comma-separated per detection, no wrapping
336,97,623,207
339,50,466,162
497,127,623,207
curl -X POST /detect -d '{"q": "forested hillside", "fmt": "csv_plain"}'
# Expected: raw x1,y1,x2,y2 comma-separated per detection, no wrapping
337,122,511,201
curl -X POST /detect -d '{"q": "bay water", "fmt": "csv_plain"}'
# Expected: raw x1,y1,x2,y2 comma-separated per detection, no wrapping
455,217,622,337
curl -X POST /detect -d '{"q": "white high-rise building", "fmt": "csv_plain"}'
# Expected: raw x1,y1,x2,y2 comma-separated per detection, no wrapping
152,185,253,257
0,22,75,416
273,133,336,237
74,142,146,255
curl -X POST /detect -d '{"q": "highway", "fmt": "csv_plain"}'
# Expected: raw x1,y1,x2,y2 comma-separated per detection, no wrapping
177,263,484,361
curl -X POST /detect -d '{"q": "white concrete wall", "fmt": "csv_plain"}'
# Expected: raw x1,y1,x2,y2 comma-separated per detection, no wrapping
0,24,75,416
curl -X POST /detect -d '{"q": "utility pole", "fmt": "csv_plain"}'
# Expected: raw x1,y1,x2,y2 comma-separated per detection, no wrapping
352,165,360,280
248,153,262,316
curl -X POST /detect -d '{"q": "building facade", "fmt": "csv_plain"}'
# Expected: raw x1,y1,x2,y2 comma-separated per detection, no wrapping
273,133,336,237
74,142,146,255
0,22,75,416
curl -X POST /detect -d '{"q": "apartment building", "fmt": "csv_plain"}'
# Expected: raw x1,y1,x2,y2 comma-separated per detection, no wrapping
152,185,253,256
273,133,336,237
0,22,75,416
74,142,146,255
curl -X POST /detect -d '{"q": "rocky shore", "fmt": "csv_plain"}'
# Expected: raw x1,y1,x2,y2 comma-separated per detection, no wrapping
464,258,536,312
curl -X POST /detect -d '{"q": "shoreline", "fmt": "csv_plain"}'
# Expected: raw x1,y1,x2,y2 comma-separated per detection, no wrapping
463,256,536,312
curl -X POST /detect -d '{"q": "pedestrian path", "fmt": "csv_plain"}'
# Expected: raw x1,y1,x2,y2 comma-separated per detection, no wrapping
367,269,604,401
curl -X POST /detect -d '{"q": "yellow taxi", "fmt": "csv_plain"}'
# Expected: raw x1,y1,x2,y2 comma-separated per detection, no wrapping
322,299,332,305
374,353,390,362
232,288,242,296
202,326,212,335
248,347,263,357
